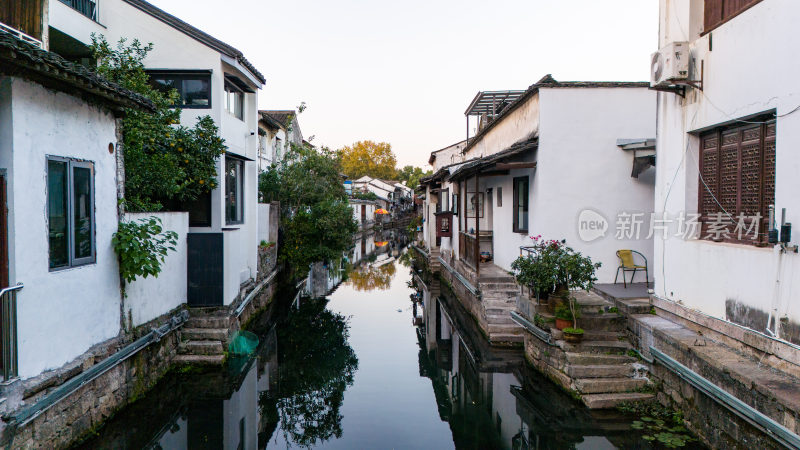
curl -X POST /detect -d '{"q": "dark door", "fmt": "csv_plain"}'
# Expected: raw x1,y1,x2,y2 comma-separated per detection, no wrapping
187,233,224,306
361,204,366,222
0,175,7,376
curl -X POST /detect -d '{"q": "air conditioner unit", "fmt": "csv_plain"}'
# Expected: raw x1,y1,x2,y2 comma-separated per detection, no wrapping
650,42,690,87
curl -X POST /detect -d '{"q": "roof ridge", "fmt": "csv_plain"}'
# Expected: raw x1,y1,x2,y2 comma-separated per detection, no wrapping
121,0,265,84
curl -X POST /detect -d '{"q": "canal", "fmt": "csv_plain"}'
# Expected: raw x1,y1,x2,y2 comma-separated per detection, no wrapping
75,229,701,449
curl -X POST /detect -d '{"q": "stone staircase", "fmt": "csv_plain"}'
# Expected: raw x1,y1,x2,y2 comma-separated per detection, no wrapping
525,290,654,409
174,309,232,365
480,278,524,346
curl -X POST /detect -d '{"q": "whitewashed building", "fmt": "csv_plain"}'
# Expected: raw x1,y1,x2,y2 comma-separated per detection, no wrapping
0,31,153,379
653,0,800,345
425,76,656,284
257,110,303,171
48,0,266,308
351,176,394,209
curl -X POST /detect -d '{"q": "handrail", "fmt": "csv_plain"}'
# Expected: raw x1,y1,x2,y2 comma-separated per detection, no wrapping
234,269,279,318
649,346,800,449
1,283,23,381
0,22,43,49
437,256,480,298
510,311,553,345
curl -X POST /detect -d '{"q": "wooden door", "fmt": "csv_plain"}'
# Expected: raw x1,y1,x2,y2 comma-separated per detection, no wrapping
361,204,366,222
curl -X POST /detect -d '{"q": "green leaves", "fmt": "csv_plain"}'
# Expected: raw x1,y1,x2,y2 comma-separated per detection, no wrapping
91,34,225,212
112,216,179,283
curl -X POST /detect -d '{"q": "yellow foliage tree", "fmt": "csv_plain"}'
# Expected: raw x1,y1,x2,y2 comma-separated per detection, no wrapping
338,140,398,180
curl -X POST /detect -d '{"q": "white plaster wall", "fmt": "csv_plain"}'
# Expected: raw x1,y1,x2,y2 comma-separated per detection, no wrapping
257,203,271,243
124,212,188,326
430,141,466,171
655,0,800,327
98,0,261,305
7,79,122,379
464,92,540,160
48,0,106,48
223,363,258,450
528,87,656,283
491,372,521,447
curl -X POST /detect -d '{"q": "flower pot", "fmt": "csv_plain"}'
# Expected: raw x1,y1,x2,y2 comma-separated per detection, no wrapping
555,318,571,330
564,330,584,343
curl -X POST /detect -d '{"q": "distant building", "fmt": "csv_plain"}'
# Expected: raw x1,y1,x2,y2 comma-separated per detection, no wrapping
257,110,303,171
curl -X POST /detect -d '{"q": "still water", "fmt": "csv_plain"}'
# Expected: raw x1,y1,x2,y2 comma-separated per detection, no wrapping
77,230,680,449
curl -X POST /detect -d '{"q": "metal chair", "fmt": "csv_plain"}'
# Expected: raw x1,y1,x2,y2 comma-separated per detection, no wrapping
615,249,649,288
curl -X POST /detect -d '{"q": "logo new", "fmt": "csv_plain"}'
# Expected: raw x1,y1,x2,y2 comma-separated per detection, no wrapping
578,209,608,242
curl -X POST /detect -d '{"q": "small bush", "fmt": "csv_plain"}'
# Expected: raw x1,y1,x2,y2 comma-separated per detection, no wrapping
113,216,178,283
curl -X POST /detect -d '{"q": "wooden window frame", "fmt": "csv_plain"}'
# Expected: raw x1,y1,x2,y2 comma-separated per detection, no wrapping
512,176,529,233
47,156,96,270
697,115,775,245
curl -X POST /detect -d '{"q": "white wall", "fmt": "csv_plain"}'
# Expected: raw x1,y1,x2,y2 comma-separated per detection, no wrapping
97,0,261,305
518,87,656,282
223,363,258,450
124,212,188,327
655,0,800,331
464,92,540,160
4,78,122,379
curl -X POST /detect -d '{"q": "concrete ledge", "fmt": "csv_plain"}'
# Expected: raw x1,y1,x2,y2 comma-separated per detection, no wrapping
652,295,800,380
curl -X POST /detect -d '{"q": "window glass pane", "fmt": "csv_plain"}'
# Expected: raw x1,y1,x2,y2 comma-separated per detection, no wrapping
182,78,210,106
73,166,92,259
226,158,242,224
151,77,178,103
48,160,68,268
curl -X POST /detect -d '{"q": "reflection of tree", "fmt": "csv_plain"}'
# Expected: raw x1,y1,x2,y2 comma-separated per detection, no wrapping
346,262,395,291
259,298,358,448
398,249,413,267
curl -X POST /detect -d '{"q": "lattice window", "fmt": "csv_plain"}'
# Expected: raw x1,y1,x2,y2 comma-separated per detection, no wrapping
698,117,776,245
703,0,762,33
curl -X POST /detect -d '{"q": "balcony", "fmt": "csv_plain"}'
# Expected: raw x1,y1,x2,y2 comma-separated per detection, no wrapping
59,0,97,21
458,230,493,270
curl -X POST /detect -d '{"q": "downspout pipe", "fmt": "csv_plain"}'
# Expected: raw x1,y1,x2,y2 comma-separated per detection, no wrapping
6,311,188,427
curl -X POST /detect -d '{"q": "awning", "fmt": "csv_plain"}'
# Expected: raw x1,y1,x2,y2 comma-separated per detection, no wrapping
448,137,538,181
617,138,656,178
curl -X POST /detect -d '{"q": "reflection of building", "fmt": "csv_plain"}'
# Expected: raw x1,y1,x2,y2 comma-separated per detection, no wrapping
415,277,648,449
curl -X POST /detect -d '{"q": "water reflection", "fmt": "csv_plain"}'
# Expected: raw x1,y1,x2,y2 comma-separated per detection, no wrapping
414,276,655,449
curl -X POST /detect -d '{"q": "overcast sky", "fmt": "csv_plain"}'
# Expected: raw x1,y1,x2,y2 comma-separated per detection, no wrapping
149,0,658,168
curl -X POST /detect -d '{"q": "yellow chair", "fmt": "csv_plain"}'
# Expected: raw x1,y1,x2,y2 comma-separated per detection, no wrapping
615,250,649,288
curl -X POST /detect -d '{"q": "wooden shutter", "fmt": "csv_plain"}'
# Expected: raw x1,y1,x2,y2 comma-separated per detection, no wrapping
0,0,43,40
698,118,776,244
704,0,762,33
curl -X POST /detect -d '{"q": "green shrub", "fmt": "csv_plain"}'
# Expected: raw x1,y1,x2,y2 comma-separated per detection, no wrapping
113,216,178,283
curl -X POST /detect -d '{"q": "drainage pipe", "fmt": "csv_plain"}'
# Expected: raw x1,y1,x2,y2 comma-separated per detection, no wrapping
8,311,188,427
649,346,800,449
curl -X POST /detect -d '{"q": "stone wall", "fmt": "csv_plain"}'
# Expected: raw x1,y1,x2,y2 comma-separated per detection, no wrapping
438,266,488,339
0,310,185,449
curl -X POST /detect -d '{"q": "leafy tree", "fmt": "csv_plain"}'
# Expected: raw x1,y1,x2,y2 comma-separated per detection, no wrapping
397,165,431,189
91,35,225,211
259,297,358,448
259,144,358,272
337,140,398,180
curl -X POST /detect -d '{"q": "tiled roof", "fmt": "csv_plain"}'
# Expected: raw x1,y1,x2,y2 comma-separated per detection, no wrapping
260,110,296,128
122,0,265,84
463,74,648,154
0,31,154,112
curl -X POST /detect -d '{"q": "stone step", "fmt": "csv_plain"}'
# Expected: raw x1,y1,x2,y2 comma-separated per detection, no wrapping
558,340,632,354
567,364,633,379
186,315,231,329
483,298,517,305
479,282,519,290
616,299,651,315
485,307,514,315
489,333,524,345
565,352,636,365
486,314,517,324
574,377,648,394
575,315,627,332
182,328,228,341
482,293,519,301
179,340,224,355
582,392,655,409
173,354,225,366
488,323,524,334
583,330,627,342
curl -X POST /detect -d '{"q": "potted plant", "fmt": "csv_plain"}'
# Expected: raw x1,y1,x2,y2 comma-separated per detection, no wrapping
563,327,584,343
554,303,580,330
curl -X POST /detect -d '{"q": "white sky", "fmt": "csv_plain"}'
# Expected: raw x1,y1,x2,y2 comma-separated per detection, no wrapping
149,0,659,167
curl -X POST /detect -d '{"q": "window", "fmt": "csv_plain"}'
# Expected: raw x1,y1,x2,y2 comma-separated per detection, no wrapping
497,187,503,207
512,176,529,233
703,0,762,33
59,0,97,21
698,118,775,244
225,82,244,120
440,189,449,213
148,71,211,108
225,157,245,225
452,193,459,215
48,157,95,269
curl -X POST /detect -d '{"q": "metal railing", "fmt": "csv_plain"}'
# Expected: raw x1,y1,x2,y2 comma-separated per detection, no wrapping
59,0,98,21
1,283,23,381
0,22,43,48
